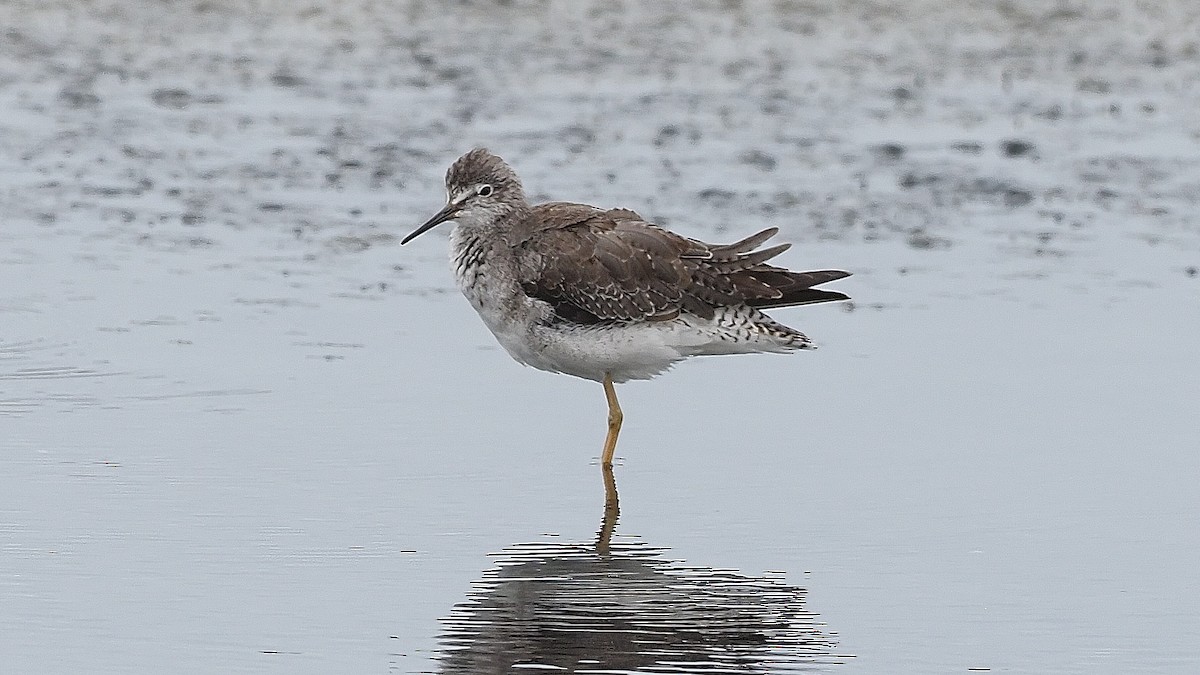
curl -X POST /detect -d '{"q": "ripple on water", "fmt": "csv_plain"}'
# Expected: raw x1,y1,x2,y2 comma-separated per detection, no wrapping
437,534,846,673
0,340,119,415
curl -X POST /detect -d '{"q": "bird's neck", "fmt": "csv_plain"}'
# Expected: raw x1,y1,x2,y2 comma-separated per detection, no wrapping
449,204,532,302
450,224,495,290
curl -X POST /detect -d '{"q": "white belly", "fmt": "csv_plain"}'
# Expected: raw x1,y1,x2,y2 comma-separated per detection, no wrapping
460,279,676,383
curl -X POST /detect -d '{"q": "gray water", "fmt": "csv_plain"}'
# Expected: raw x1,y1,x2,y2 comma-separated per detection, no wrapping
2,1,1199,673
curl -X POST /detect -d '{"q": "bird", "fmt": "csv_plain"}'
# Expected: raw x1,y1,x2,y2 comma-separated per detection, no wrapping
402,149,849,467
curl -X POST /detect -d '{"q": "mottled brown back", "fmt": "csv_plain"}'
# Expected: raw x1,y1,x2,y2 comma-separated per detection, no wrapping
512,202,849,324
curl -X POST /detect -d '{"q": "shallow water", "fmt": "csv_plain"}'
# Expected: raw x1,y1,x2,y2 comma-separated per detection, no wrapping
2,1,1199,674
438,472,842,673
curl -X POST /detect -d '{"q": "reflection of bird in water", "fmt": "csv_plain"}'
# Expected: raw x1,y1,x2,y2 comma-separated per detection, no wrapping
403,149,850,466
436,467,845,673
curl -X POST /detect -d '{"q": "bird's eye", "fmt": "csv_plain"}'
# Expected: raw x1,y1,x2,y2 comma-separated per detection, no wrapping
477,184,494,197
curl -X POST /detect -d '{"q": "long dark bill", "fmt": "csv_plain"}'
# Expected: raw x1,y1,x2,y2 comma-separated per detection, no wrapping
401,201,462,245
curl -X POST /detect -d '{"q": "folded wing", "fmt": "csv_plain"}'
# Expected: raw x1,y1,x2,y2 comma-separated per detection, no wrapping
514,202,849,324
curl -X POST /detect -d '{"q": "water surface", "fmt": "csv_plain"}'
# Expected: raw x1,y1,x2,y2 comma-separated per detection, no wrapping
2,2,1198,674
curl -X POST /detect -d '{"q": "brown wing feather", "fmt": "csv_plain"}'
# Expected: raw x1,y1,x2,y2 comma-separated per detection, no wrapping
514,204,689,322
514,203,849,323
742,268,852,307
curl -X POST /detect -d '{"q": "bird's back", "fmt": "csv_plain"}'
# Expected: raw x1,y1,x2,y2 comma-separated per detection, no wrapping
510,202,849,327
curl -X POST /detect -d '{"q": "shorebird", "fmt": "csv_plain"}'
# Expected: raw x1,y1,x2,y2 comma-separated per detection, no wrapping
402,149,849,467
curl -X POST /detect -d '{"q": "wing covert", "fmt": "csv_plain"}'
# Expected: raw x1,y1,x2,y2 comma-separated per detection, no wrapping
516,205,692,322
513,203,848,324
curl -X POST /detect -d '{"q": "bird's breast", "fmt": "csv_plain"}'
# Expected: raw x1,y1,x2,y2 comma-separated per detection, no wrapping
449,227,530,320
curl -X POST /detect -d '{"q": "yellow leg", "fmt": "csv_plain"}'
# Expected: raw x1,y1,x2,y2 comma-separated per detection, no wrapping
600,372,623,467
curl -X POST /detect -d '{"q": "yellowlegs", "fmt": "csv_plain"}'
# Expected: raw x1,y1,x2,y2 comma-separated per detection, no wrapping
402,149,849,466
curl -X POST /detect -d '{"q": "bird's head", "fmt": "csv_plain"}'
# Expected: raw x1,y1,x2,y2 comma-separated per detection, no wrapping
402,148,526,244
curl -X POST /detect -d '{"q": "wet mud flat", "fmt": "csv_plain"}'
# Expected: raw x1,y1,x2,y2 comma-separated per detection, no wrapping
2,1,1199,674
2,1,1197,262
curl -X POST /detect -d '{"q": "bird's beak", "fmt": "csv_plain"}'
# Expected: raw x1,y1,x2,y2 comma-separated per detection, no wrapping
402,200,462,245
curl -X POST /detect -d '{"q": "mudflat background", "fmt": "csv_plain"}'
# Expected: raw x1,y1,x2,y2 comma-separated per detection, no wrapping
2,1,1198,673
